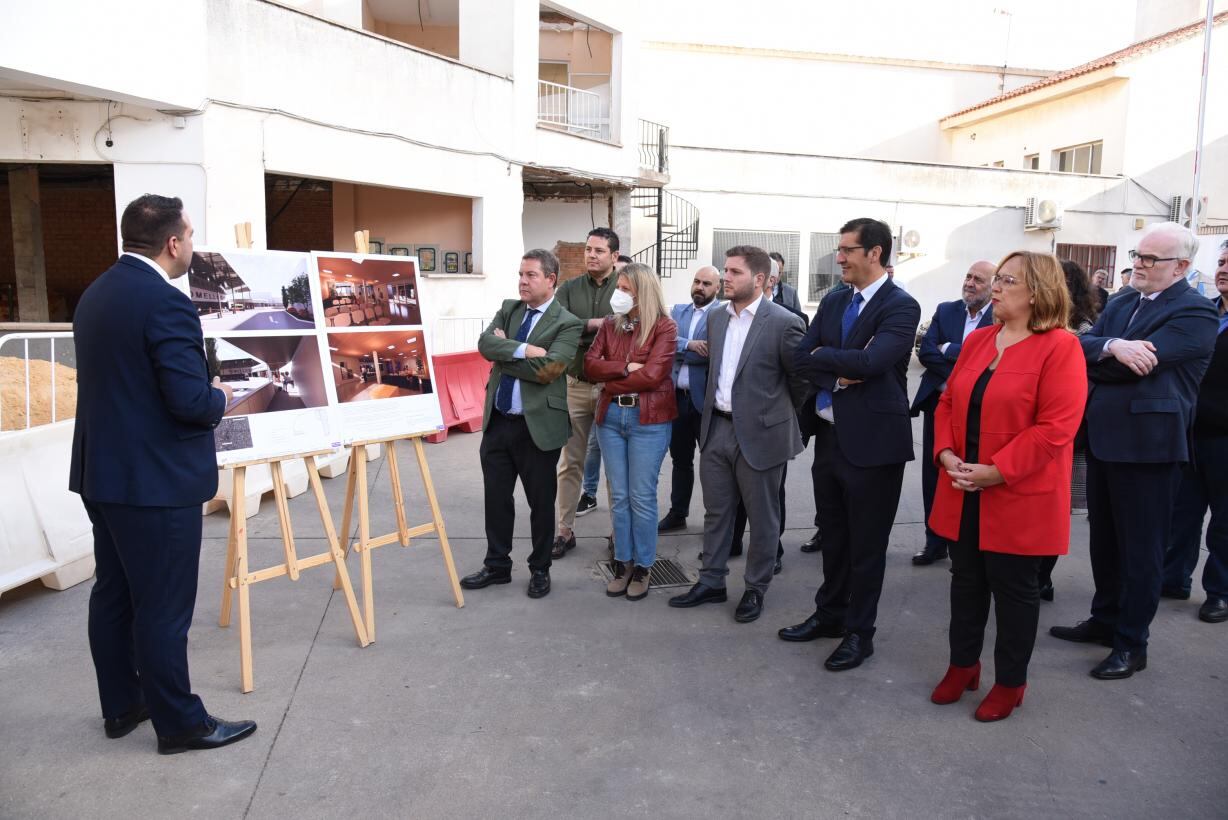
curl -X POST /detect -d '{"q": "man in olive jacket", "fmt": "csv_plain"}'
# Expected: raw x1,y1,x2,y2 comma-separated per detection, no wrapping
460,249,583,599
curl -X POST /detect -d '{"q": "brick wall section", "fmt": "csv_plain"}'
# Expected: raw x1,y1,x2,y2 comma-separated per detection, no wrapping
554,241,586,283
266,176,333,252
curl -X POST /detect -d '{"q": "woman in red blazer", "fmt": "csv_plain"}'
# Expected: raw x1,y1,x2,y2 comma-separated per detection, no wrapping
928,251,1088,721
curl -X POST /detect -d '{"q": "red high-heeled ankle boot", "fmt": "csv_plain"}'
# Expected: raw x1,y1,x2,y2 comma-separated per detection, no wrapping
930,661,981,704
974,683,1027,722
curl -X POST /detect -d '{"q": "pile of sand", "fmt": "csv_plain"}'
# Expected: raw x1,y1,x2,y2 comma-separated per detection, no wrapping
0,356,78,431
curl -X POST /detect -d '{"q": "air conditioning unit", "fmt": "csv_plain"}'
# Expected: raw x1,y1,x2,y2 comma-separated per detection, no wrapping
1170,195,1208,228
1024,197,1063,231
897,228,925,257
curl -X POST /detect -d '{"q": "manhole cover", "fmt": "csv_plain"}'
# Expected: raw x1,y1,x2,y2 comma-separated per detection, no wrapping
597,558,694,589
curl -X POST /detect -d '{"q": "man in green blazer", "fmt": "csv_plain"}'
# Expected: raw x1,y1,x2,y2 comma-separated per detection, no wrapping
460,249,583,599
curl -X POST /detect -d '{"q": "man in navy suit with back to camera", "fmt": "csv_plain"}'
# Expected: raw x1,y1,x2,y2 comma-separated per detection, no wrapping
1050,222,1218,679
780,218,921,671
71,194,256,754
909,260,995,565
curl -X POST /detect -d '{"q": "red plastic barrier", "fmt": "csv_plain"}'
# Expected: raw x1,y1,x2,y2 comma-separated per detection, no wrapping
425,350,491,443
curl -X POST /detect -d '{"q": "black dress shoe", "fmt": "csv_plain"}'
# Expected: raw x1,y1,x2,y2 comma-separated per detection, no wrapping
459,567,512,589
551,534,576,559
1090,648,1147,680
800,530,823,553
104,704,150,739
1160,585,1191,600
824,633,874,671
1199,597,1228,623
1038,582,1055,602
778,614,844,642
773,556,783,575
734,590,763,623
526,569,550,599
912,543,949,565
658,511,687,532
157,715,257,755
1048,619,1113,647
668,582,727,608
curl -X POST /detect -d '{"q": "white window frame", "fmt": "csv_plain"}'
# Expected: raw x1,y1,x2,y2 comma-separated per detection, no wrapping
1051,141,1103,175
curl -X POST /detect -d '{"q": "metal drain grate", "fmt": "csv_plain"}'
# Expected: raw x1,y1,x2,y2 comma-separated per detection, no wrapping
597,558,695,589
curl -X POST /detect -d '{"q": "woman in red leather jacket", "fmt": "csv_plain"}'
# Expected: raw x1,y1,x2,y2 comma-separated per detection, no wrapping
585,263,678,601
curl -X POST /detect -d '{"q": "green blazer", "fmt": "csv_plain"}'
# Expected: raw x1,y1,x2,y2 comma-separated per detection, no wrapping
478,297,583,451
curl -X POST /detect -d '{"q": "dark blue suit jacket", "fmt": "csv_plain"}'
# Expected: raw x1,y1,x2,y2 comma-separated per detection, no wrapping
910,299,993,415
671,301,715,413
70,256,226,506
794,277,921,468
1081,279,1218,464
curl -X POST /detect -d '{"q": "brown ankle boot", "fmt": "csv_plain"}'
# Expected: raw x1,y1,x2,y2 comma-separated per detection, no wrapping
606,560,631,597
626,565,651,601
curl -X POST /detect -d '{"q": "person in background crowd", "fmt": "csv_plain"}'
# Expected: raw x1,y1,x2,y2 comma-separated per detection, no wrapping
462,250,582,600
783,218,921,671
659,265,721,533
586,263,677,599
1161,246,1228,623
669,245,806,623
553,228,620,559
71,194,256,754
1050,222,1218,679
910,260,995,566
1115,268,1135,295
768,251,804,314
928,251,1086,722
1091,268,1111,312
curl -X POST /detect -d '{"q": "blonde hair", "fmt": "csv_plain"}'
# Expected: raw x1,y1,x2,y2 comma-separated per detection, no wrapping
616,263,669,347
994,251,1071,333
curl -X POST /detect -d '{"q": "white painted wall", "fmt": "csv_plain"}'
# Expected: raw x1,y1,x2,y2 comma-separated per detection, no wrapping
522,198,610,253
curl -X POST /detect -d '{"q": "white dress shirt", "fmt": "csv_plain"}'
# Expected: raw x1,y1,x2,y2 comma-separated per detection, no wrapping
122,252,171,282
508,296,554,415
713,293,764,412
677,300,715,391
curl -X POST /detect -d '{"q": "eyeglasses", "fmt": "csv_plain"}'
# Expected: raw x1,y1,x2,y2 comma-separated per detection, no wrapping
835,245,863,256
1128,250,1180,269
990,273,1022,287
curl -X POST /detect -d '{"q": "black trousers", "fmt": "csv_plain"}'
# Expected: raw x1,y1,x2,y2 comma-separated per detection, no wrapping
948,498,1042,687
919,401,947,550
732,462,786,558
84,500,208,737
481,411,562,572
1087,453,1180,651
811,423,906,636
667,389,703,517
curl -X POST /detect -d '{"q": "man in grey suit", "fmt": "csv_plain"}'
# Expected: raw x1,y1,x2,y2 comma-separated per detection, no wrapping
669,245,807,622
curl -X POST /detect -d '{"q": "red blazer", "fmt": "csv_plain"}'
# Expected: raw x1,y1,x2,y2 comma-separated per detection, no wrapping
584,315,678,425
929,325,1087,556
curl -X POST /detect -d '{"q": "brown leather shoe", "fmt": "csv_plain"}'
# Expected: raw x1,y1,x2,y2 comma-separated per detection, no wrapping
626,565,651,601
551,534,576,559
606,560,631,597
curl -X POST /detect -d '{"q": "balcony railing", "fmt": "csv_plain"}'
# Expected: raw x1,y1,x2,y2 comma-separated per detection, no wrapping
639,119,669,173
537,80,609,141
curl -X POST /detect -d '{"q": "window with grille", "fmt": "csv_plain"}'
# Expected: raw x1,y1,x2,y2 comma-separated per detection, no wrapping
711,229,801,289
1052,141,1103,174
808,232,842,302
1056,243,1117,278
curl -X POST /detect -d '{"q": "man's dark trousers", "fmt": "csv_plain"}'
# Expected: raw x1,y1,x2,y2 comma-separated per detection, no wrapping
481,411,561,572
667,387,702,517
85,500,208,737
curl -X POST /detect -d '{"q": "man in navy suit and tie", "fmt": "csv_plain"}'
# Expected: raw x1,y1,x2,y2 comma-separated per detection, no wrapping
909,260,995,565
780,218,921,671
1050,222,1218,679
659,265,721,532
71,195,256,754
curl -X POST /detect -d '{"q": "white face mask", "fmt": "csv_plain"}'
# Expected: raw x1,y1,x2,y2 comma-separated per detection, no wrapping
609,289,635,314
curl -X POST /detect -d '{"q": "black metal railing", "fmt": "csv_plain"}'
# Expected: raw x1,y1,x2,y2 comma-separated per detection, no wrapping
638,119,669,173
630,188,698,279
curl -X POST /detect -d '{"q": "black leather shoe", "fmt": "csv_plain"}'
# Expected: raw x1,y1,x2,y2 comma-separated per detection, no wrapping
824,633,874,671
1038,582,1055,602
668,582,727,608
459,567,512,589
800,530,823,553
658,511,687,532
526,569,550,599
104,704,150,739
157,715,257,755
551,534,576,559
1160,585,1191,600
1199,597,1228,623
734,590,763,623
1090,648,1147,680
912,543,949,565
778,614,844,642
1048,619,1113,647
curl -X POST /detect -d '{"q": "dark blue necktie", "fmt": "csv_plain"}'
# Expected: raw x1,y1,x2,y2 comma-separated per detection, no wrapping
495,307,538,414
816,292,864,412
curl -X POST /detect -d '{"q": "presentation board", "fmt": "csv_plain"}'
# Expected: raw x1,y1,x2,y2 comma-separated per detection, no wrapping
183,248,445,465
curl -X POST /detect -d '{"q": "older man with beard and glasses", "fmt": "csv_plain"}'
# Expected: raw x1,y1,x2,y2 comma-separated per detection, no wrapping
1050,222,1218,679
659,265,721,533
909,261,995,566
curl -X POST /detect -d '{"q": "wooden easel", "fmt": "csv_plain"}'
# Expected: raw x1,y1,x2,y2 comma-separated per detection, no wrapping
333,435,464,642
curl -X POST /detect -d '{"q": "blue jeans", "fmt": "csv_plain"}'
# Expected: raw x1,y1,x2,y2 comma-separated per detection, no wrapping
597,403,671,568
582,424,601,497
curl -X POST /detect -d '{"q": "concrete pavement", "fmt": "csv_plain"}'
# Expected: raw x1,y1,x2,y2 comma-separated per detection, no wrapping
0,414,1224,818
